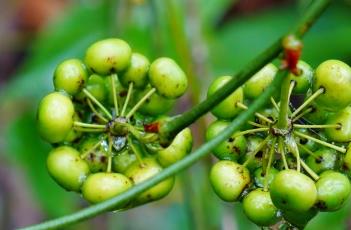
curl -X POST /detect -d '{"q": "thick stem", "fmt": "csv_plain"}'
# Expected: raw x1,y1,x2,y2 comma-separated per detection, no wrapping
83,89,112,120
159,0,331,140
277,78,294,129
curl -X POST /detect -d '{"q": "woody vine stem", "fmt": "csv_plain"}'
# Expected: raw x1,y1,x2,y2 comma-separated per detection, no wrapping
21,0,331,229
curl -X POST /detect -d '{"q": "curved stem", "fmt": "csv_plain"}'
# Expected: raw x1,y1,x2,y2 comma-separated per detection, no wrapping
277,78,294,129
294,131,346,153
237,102,273,124
159,0,331,140
293,124,341,129
264,138,276,191
121,82,133,116
292,107,313,122
291,88,324,118
126,88,156,119
83,89,112,120
111,74,119,117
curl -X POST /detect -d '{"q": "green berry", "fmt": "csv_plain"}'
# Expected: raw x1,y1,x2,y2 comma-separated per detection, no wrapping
315,171,351,211
53,59,88,95
313,59,351,111
75,74,107,103
253,167,279,188
207,76,244,119
124,157,175,205
325,106,351,142
78,136,108,173
158,128,192,167
206,120,246,161
289,60,313,94
37,92,74,143
82,172,132,204
209,160,250,202
243,189,280,226
295,128,318,157
119,53,150,89
239,136,264,171
243,63,277,99
270,170,317,212
47,146,89,192
283,208,318,229
306,148,337,174
342,144,351,177
148,57,188,99
85,38,132,75
63,113,82,143
304,103,334,125
112,150,137,173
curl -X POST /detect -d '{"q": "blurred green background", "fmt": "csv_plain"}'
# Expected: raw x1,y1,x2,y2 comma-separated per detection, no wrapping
1,0,351,229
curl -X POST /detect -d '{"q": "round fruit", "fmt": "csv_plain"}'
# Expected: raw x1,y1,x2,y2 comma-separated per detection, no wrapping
47,146,90,192
289,60,313,94
325,106,351,142
209,160,250,202
313,59,351,111
134,85,175,116
112,150,137,173
158,128,192,167
342,144,351,177
207,76,244,119
270,170,317,212
85,38,132,75
243,63,277,99
82,172,132,204
148,57,187,99
37,92,75,143
315,171,351,211
253,167,279,188
63,113,82,143
124,157,175,205
206,120,246,161
119,53,150,89
283,208,318,229
306,148,337,174
53,59,88,95
75,74,107,103
243,189,280,226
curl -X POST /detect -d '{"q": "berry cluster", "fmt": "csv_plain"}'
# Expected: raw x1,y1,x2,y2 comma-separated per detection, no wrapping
207,60,351,228
37,38,193,207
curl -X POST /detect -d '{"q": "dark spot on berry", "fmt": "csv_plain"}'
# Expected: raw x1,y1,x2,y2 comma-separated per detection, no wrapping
299,138,308,145
100,156,107,163
315,157,323,164
228,138,234,142
255,151,263,158
260,172,265,177
119,91,127,97
342,163,349,171
232,146,240,153
336,123,342,130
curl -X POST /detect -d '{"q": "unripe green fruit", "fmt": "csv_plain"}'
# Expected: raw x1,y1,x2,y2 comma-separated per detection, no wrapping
85,38,132,75
148,57,188,99
112,150,137,173
82,172,132,204
315,171,351,211
306,148,337,174
283,208,318,229
53,59,88,95
253,167,279,188
124,157,175,205
239,136,264,171
243,63,277,99
313,59,351,111
37,92,75,143
47,146,89,192
134,86,175,116
158,128,192,167
243,189,280,226
270,170,317,212
209,160,250,202
206,120,246,161
75,74,107,103
325,106,351,142
119,53,150,89
63,113,82,143
342,144,351,177
289,60,313,94
207,76,244,119
304,103,334,125
78,137,108,173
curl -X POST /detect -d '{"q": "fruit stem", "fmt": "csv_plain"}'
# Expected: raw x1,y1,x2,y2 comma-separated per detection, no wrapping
86,99,109,123
278,137,289,170
300,159,320,180
277,77,294,129
291,88,324,118
292,107,313,122
263,138,276,191
126,88,156,119
80,141,102,159
297,142,319,159
293,124,341,129
236,102,273,124
247,121,268,128
232,127,269,139
73,121,106,129
107,135,113,173
121,82,133,116
83,89,113,120
128,136,145,166
73,127,106,133
287,136,301,172
110,74,120,117
294,131,346,153
270,97,279,112
243,136,270,167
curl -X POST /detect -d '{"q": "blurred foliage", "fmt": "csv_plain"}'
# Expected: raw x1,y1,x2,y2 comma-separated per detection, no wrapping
1,0,351,229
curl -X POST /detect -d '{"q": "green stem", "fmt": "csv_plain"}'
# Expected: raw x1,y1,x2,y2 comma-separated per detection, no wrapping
83,89,112,120
74,121,106,129
111,74,119,117
300,159,320,180
243,136,270,167
126,88,156,119
291,88,324,118
247,121,268,128
107,135,113,173
232,127,269,138
277,78,294,129
86,99,109,123
121,82,133,116
279,137,289,170
159,0,331,140
293,124,341,129
297,142,320,159
237,102,273,124
264,138,276,191
270,97,279,112
128,136,145,166
81,141,102,159
294,131,346,153
292,107,313,122
73,127,106,133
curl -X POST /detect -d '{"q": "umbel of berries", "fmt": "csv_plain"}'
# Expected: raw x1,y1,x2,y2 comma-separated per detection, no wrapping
37,38,193,207
206,36,351,229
